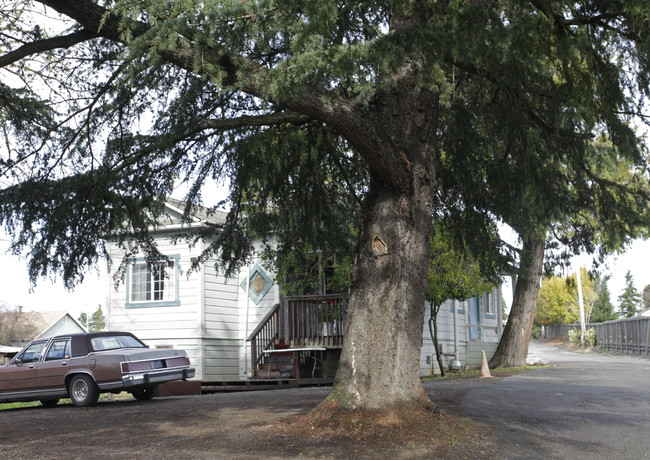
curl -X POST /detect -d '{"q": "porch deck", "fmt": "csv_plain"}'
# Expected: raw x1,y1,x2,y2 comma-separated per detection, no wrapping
247,295,346,378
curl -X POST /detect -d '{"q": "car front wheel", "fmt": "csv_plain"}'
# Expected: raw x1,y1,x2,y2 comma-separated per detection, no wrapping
69,374,100,407
131,386,156,401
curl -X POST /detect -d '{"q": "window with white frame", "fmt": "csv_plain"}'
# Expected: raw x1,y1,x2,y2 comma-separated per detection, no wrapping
484,290,496,318
127,256,180,308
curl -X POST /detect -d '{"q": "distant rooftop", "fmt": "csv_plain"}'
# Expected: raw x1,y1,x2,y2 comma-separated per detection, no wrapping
163,197,228,226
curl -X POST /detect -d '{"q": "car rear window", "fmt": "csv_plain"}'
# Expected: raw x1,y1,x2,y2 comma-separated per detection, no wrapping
90,335,146,351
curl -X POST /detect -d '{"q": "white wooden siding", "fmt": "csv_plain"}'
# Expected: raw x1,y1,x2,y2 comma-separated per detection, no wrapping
106,234,281,382
201,257,243,379
106,233,204,378
466,342,498,367
203,261,240,339
203,341,241,380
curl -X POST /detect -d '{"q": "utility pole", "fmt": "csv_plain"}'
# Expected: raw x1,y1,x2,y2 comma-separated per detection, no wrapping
576,267,586,347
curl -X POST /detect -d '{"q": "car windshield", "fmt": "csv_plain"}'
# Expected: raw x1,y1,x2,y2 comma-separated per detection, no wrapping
90,335,145,351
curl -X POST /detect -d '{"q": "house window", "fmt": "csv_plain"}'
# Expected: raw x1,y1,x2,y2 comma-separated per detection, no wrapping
468,297,481,341
484,291,496,319
126,256,180,308
451,299,466,314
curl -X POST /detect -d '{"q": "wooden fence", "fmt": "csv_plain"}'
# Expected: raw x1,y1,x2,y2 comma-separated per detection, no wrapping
544,317,650,355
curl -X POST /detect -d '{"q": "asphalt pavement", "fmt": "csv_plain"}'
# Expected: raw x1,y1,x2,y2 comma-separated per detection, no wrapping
424,340,650,459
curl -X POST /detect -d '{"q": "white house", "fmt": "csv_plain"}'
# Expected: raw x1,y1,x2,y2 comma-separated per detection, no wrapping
105,199,280,382
105,199,502,382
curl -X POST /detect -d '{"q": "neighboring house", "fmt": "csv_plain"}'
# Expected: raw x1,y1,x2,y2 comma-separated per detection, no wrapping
421,288,503,375
105,199,502,382
4,310,87,347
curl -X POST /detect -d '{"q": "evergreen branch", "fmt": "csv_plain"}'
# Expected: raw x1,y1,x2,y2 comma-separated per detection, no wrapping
185,111,311,137
528,0,619,29
0,29,96,68
35,0,412,193
102,112,309,180
580,162,650,202
614,110,650,122
559,13,621,27
331,153,364,208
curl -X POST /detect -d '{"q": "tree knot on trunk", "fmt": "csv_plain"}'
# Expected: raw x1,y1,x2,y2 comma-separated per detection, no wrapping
372,234,388,256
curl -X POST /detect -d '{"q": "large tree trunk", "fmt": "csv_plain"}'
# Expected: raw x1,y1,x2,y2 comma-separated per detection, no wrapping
489,233,545,368
327,80,439,410
331,177,435,409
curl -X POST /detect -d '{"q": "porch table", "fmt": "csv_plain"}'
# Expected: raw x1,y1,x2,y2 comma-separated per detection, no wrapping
262,347,326,379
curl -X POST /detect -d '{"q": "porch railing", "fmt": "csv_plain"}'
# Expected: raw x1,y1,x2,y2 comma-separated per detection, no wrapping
286,294,347,348
246,303,280,371
246,296,347,375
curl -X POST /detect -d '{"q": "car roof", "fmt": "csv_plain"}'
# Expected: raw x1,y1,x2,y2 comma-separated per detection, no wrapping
48,332,144,357
51,331,138,340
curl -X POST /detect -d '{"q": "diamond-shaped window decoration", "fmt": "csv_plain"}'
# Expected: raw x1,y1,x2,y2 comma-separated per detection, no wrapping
240,264,273,305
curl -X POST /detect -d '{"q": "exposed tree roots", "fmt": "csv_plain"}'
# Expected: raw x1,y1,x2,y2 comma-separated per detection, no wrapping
275,395,492,451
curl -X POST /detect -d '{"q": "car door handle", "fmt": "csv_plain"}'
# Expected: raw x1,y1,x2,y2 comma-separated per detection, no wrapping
28,364,35,368
61,361,68,366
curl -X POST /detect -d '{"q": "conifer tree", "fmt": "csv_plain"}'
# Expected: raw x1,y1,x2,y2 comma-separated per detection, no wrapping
591,275,617,323
618,271,643,318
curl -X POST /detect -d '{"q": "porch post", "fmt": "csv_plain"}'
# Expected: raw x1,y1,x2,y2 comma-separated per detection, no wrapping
453,299,459,361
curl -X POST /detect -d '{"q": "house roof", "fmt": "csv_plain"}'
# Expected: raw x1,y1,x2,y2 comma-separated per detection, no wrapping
163,198,227,227
0,345,22,353
22,311,87,339
24,310,65,336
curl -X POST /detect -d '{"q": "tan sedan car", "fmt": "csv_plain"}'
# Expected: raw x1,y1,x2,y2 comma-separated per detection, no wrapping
0,331,195,407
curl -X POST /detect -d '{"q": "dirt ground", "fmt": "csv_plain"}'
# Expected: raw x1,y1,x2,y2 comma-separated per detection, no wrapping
0,379,504,460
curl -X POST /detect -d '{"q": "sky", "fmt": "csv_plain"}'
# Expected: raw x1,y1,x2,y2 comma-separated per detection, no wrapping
591,239,650,301
0,237,108,319
500,238,650,312
2,230,650,318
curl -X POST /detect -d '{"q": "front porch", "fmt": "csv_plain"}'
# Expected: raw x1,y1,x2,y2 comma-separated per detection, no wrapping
247,295,346,381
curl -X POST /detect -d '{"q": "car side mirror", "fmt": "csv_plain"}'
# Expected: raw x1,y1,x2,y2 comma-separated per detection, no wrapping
14,358,22,366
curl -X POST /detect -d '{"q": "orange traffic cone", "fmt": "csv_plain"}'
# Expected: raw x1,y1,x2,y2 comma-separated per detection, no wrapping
480,350,492,378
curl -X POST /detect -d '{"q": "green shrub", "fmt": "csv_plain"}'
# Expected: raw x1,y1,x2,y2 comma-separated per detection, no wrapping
567,327,596,347
585,328,597,347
